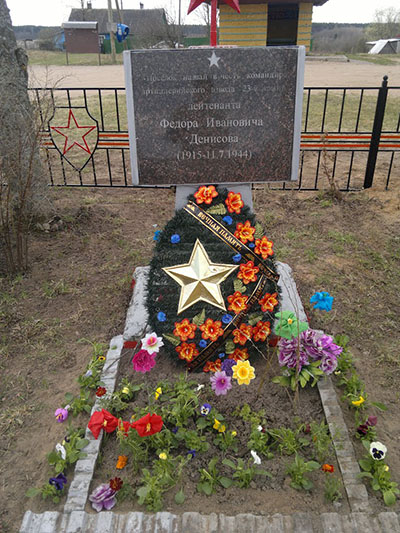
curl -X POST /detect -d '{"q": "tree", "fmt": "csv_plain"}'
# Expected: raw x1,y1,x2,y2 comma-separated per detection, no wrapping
366,7,400,41
0,0,47,273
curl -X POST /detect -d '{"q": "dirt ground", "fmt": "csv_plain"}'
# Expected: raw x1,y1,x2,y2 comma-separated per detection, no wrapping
1,188,400,532
28,58,400,89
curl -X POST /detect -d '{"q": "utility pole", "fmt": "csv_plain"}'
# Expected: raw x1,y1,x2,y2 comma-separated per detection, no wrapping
107,0,117,64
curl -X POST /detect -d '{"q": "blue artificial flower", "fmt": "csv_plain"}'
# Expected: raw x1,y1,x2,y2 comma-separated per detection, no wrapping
171,427,179,434
232,253,242,263
223,215,233,225
310,291,334,312
187,449,196,459
222,314,233,324
200,403,211,416
153,230,162,242
221,359,236,377
170,234,181,244
49,473,67,491
218,352,226,359
199,339,207,348
157,311,166,322
249,243,255,248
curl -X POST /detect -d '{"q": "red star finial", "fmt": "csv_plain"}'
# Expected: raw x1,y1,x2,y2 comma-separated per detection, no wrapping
187,0,240,15
51,109,96,155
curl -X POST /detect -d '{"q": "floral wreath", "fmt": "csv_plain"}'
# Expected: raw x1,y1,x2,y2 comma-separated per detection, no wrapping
146,185,280,372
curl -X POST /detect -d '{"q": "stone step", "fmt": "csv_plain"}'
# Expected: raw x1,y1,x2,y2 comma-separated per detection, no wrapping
19,511,400,533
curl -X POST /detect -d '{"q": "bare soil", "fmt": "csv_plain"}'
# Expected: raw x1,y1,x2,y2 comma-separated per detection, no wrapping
28,58,400,89
1,187,400,532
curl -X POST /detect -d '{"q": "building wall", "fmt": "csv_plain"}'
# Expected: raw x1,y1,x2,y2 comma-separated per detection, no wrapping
219,3,268,47
219,1,313,50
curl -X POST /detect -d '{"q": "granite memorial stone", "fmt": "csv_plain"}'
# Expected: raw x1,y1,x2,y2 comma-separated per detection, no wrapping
124,47,305,185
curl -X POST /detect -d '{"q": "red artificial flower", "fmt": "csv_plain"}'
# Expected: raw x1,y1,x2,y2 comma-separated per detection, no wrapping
232,323,253,345
268,335,280,347
88,409,119,439
109,477,123,491
130,278,136,290
254,236,274,259
259,292,279,313
229,347,249,362
123,340,138,349
225,191,244,214
203,359,222,373
173,318,197,342
234,221,255,244
118,419,132,437
200,318,224,342
252,321,271,342
96,386,107,397
227,291,248,314
176,342,199,362
322,464,334,473
194,185,218,205
238,261,259,284
131,413,163,437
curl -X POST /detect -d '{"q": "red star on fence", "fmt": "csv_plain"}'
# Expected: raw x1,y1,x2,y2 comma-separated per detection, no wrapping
51,109,96,155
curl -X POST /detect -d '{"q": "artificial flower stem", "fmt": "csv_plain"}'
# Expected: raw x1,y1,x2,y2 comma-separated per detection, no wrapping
256,343,277,397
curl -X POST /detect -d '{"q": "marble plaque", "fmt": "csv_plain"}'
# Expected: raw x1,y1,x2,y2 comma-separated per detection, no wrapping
124,47,305,185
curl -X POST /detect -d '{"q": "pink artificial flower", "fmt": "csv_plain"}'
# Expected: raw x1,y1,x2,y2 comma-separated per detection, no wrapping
210,371,232,396
141,332,164,355
132,349,157,373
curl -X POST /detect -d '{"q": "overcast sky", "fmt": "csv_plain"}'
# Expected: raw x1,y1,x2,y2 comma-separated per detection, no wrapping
6,0,399,27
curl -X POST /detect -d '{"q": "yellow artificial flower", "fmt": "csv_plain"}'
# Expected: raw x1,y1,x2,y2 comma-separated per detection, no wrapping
213,419,226,433
121,387,130,395
159,452,167,460
352,396,365,407
232,360,255,385
154,387,162,400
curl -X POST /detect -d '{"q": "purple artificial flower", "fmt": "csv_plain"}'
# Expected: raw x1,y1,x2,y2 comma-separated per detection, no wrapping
277,337,309,371
367,415,378,427
210,371,232,396
172,426,179,434
357,423,369,436
49,473,67,491
89,483,117,512
187,449,196,458
54,408,69,423
320,354,338,375
200,403,211,416
221,358,236,377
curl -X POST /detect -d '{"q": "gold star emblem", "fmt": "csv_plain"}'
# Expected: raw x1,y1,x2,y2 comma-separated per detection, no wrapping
162,239,238,314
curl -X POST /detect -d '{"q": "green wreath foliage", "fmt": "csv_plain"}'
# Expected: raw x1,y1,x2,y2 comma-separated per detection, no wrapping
146,186,280,372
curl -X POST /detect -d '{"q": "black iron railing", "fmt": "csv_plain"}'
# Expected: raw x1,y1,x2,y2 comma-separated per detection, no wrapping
31,77,400,191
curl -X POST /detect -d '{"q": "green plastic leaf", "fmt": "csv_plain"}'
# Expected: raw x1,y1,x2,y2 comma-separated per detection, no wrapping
233,279,247,294
275,311,308,340
225,340,235,354
271,375,291,387
163,333,181,347
175,489,185,504
299,375,307,388
206,203,227,215
248,313,263,326
192,308,206,326
219,477,233,488
254,223,264,240
384,491,396,506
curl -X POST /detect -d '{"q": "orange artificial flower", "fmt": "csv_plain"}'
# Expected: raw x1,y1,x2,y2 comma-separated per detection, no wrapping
238,261,259,284
194,185,218,205
234,220,255,244
116,455,128,470
259,292,279,313
227,291,249,314
225,191,244,214
203,359,222,373
322,464,334,473
176,342,199,362
232,323,253,345
252,321,271,342
200,318,224,342
229,347,250,362
254,236,274,259
173,318,197,342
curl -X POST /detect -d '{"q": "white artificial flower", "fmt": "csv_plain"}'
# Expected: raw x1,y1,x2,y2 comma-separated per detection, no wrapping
251,450,261,465
56,443,67,461
141,332,164,355
370,441,387,461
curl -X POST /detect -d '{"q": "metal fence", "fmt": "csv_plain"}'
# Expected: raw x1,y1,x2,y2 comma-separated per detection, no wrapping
32,77,400,191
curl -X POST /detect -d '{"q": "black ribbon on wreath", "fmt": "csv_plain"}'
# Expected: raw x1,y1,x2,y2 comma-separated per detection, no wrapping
183,201,280,372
